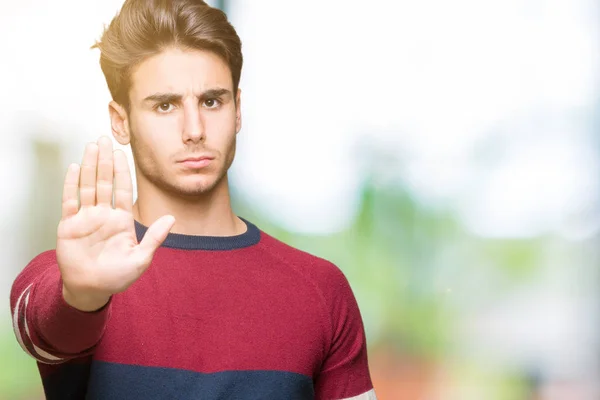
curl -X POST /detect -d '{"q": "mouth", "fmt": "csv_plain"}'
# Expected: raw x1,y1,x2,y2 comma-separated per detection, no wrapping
178,156,214,169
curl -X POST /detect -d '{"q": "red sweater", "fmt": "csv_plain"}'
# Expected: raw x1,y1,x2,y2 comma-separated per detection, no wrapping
10,218,376,399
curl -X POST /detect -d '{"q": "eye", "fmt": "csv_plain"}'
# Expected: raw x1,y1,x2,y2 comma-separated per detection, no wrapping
156,103,174,113
203,98,221,109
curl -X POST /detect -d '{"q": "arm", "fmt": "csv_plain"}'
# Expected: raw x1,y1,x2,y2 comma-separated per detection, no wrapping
10,136,173,365
10,250,111,364
314,267,377,400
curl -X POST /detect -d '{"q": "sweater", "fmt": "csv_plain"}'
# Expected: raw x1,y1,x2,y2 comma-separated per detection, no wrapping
10,218,376,400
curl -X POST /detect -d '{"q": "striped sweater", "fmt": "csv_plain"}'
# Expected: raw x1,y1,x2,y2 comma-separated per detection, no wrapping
10,218,376,399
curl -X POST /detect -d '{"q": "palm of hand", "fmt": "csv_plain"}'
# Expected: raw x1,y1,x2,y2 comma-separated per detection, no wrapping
56,137,174,306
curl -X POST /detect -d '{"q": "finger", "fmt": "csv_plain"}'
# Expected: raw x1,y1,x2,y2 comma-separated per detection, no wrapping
137,215,175,264
113,149,133,211
79,143,99,207
61,163,81,219
96,136,114,206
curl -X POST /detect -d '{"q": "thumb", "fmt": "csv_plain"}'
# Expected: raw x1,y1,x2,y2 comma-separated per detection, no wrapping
137,215,176,257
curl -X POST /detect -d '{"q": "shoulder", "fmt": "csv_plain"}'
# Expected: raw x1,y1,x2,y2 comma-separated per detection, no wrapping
255,230,357,314
256,230,350,286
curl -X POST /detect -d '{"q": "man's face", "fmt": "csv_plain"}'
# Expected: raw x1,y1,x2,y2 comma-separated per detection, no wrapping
124,47,241,198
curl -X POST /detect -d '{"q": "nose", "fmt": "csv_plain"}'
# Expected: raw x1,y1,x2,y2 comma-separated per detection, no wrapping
182,100,205,144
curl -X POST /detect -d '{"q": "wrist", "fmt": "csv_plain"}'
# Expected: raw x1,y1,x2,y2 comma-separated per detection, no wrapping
62,285,111,312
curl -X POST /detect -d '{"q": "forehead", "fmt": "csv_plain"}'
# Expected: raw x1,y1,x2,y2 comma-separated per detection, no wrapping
129,47,233,100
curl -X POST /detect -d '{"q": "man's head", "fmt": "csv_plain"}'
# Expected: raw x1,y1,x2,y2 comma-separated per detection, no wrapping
92,0,243,198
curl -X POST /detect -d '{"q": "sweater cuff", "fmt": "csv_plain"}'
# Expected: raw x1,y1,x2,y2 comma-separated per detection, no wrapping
34,268,112,355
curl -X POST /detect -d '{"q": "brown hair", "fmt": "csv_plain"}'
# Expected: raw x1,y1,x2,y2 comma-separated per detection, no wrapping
91,0,243,110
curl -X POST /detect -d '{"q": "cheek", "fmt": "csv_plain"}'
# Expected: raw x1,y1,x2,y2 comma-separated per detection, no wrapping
134,112,180,143
142,113,180,138
130,116,175,163
209,112,237,146
215,130,237,157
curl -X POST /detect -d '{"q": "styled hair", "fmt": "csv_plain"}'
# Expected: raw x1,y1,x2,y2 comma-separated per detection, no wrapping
91,0,243,110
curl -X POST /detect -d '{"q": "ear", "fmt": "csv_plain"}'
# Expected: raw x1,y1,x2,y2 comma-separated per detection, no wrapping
235,88,242,134
109,101,131,145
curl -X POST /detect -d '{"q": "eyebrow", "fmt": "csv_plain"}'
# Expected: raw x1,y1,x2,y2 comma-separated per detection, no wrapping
143,88,232,104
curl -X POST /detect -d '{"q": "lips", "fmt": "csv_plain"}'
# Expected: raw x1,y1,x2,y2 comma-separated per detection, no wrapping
181,156,213,162
178,156,214,169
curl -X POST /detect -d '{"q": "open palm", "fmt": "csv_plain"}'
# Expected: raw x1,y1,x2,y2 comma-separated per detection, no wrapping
56,137,174,310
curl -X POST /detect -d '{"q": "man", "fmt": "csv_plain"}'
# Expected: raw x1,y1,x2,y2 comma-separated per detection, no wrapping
10,1,376,399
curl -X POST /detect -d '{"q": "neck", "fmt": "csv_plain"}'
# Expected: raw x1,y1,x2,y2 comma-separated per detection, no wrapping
132,174,246,237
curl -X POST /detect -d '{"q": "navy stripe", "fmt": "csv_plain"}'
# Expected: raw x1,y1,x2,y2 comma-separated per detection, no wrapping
42,361,92,400
86,361,315,400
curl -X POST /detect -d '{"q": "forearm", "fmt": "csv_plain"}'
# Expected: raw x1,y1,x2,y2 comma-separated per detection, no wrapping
10,251,111,363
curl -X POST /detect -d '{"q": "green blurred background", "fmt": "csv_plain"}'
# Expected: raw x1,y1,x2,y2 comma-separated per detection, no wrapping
1,0,599,399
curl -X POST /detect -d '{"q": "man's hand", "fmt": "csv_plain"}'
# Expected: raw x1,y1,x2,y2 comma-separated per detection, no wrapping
56,136,175,312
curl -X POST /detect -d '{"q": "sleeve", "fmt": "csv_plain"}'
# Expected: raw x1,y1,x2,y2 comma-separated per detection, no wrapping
9,250,112,364
314,266,378,400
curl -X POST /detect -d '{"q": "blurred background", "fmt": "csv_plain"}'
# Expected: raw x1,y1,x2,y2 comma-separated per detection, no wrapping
1,0,599,399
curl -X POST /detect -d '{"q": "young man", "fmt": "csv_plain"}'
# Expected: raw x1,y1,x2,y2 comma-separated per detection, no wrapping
10,1,376,399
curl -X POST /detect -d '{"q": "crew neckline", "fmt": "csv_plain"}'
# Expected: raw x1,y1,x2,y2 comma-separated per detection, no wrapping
134,217,261,250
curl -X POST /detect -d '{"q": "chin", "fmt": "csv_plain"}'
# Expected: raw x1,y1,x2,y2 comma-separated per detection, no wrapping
175,182,217,196
171,175,223,196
